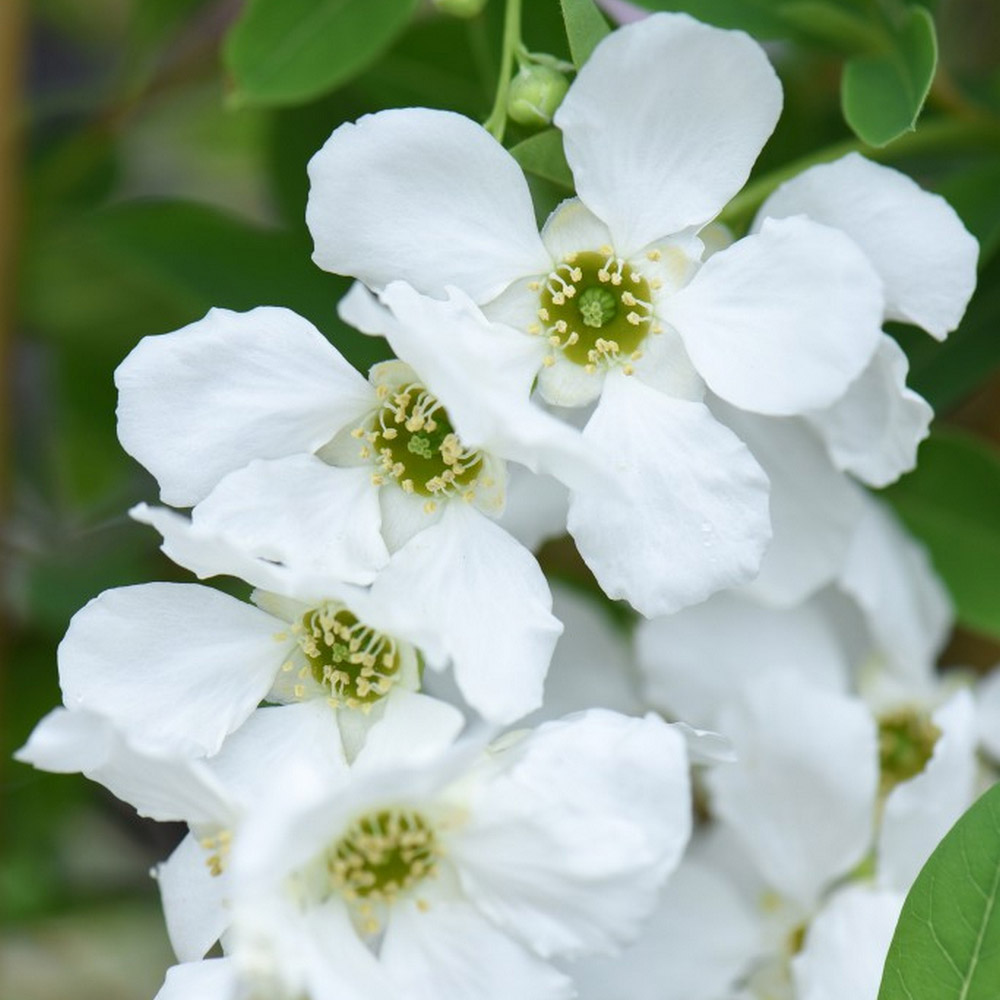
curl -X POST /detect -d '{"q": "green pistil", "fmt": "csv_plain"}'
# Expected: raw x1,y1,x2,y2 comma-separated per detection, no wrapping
878,709,941,795
578,286,616,328
328,809,437,904
407,433,433,459
358,383,484,500
298,606,400,708
538,250,653,368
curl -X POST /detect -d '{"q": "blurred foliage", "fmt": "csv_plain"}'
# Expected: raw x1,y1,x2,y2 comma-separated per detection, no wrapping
3,0,1000,991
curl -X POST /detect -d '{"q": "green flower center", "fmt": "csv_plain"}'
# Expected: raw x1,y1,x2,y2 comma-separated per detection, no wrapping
296,604,400,708
535,250,655,371
328,809,437,903
355,382,484,502
878,708,940,794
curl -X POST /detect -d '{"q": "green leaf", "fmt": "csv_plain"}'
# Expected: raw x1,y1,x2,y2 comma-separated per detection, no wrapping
878,783,1000,1000
841,6,938,147
882,429,1000,638
510,128,574,189
224,0,418,107
560,0,610,67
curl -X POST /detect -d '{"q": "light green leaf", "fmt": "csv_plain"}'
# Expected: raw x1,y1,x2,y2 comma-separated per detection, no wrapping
841,6,937,147
882,429,1000,638
560,0,610,68
224,0,418,107
878,783,1000,1000
510,128,574,189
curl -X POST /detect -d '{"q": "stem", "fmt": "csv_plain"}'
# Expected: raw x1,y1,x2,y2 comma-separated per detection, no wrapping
719,117,1000,231
483,0,523,142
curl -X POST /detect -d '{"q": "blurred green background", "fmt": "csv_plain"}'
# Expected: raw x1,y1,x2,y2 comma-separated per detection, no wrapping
2,0,999,995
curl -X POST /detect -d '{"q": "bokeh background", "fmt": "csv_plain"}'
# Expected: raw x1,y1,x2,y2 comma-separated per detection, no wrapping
2,0,999,996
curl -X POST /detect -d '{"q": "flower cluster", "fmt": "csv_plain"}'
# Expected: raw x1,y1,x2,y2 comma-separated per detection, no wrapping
15,10,986,1000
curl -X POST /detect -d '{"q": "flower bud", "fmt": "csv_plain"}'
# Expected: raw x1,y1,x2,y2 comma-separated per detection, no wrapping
432,0,488,18
506,65,570,128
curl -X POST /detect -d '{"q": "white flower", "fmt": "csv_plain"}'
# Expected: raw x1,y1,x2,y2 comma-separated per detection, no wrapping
29,700,692,1000
111,495,561,729
214,707,691,1000
701,672,974,999
52,577,429,761
305,13,892,616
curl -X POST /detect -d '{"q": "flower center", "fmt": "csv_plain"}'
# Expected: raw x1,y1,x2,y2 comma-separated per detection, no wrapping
878,708,940,794
295,604,400,708
354,382,484,502
535,250,655,372
328,809,437,904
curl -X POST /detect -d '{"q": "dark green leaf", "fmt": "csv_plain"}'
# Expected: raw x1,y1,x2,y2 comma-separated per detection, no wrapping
224,0,418,107
882,429,1000,638
841,6,937,147
878,783,1000,1000
560,0,610,67
510,128,574,189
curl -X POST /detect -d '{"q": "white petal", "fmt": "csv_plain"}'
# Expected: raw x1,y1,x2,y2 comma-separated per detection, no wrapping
207,702,350,808
230,898,392,1000
190,456,389,585
154,960,238,1000
381,899,574,1000
453,710,691,958
976,670,1000,763
555,12,781,255
792,885,904,1000
568,373,770,617
375,282,606,492
498,466,569,553
115,307,372,506
839,497,953,680
372,503,561,724
707,673,878,909
306,108,549,301
878,689,978,892
157,833,231,962
132,504,343,602
717,405,866,607
523,582,644,726
805,335,932,487
756,152,978,339
636,591,851,728
540,198,614,262
569,859,761,1000
378,484,446,553
58,583,287,757
537,353,607,408
295,901,395,1000
15,708,231,825
352,691,466,776
669,217,883,415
